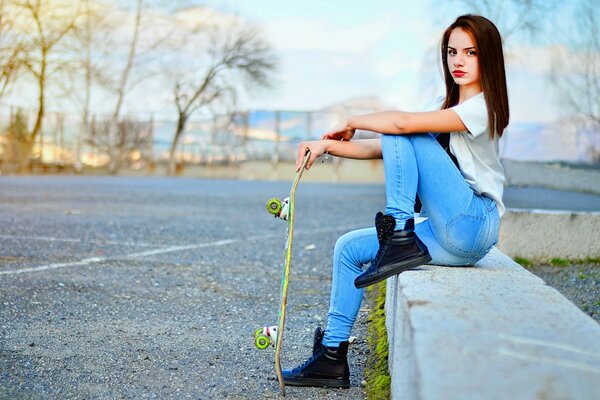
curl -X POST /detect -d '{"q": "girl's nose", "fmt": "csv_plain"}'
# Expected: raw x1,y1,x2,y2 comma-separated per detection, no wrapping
454,55,464,67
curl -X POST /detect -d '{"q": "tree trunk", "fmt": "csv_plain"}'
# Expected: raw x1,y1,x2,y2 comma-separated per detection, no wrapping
21,55,47,173
112,0,142,121
168,113,187,175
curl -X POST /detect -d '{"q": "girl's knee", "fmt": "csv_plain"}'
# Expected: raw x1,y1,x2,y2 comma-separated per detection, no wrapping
408,132,436,144
382,133,408,146
333,229,377,268
334,231,360,258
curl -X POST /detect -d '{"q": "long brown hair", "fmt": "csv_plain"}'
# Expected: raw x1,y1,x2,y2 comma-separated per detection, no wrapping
441,15,509,138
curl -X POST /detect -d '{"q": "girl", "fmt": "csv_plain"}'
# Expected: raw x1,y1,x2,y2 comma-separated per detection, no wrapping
282,14,509,389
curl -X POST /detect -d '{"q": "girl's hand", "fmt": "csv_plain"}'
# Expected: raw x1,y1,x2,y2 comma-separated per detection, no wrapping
296,140,329,171
321,120,355,141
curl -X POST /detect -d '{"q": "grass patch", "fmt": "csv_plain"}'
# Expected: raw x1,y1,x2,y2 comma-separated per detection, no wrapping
583,257,600,264
550,258,570,266
516,257,600,267
365,282,391,400
514,257,532,267
578,272,589,280
548,257,600,266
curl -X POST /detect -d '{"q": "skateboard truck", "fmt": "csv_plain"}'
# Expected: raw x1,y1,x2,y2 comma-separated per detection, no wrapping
266,197,290,220
254,325,278,349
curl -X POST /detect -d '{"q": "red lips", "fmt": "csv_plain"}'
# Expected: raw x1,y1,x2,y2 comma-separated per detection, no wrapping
452,70,466,77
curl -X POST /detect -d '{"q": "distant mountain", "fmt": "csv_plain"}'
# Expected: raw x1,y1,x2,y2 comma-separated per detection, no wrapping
318,96,390,114
502,117,599,163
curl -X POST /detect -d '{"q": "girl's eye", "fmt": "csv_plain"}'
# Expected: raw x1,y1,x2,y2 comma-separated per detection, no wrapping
448,49,456,55
467,50,477,56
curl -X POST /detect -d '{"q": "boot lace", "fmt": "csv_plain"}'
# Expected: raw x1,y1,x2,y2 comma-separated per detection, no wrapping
293,346,326,373
313,326,324,355
372,217,394,267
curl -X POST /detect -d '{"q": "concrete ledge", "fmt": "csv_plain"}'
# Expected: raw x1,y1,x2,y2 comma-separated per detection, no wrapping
503,160,600,194
499,209,600,261
385,247,600,400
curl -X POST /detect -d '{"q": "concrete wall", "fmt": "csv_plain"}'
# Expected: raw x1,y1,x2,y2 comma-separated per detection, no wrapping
385,248,600,400
499,210,600,261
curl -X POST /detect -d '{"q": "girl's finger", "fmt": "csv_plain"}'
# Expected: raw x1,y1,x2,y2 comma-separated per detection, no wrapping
296,143,307,171
306,151,319,170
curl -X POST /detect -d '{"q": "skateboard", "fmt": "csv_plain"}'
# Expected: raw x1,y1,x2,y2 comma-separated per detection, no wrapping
255,150,311,396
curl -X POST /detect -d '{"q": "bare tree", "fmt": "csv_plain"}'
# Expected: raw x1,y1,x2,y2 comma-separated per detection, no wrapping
111,0,142,122
85,114,154,171
167,17,277,175
62,0,112,128
447,0,558,40
10,0,82,171
97,0,144,174
69,0,174,173
0,1,27,100
550,0,600,162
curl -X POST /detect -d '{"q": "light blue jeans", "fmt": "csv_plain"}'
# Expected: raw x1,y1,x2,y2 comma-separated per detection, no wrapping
322,133,500,346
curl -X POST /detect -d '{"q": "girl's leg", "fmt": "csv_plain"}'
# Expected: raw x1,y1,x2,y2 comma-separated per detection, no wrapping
322,228,378,346
357,133,499,288
406,134,499,259
282,228,377,389
320,216,498,349
354,134,432,288
381,133,472,229
382,134,418,230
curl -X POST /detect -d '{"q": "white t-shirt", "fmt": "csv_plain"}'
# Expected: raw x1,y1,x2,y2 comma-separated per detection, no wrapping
433,93,506,216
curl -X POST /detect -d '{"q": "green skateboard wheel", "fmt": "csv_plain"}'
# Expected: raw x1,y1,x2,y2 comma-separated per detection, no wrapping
255,334,270,349
254,328,263,337
266,198,282,215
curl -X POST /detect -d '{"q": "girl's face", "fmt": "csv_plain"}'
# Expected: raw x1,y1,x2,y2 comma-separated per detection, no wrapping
447,28,481,94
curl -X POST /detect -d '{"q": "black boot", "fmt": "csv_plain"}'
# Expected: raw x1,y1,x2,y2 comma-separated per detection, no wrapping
354,213,431,289
282,327,350,388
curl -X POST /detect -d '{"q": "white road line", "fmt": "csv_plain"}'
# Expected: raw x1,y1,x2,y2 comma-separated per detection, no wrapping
0,239,238,276
0,234,167,248
0,235,80,243
0,257,107,275
0,225,363,276
125,239,237,258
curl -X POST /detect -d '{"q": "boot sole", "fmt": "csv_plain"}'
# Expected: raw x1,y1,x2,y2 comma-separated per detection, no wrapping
354,253,432,289
283,376,350,389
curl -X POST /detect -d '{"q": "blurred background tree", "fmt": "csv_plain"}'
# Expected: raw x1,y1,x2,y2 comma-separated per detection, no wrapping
0,0,26,101
8,0,83,171
166,9,277,175
550,0,600,162
0,1,278,174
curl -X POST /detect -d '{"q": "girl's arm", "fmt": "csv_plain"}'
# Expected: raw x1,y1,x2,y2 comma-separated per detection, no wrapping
323,109,467,140
296,139,381,171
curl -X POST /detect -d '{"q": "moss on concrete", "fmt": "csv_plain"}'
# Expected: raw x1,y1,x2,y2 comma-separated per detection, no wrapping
365,281,391,400
516,256,600,268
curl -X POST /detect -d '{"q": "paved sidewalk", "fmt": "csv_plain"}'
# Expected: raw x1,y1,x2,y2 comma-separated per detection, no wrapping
0,177,381,399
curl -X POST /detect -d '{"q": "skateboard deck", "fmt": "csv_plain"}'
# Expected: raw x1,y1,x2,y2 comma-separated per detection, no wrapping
262,150,311,396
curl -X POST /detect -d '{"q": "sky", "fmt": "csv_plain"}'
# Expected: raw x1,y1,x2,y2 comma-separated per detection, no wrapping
175,0,578,124
195,0,455,112
3,0,586,127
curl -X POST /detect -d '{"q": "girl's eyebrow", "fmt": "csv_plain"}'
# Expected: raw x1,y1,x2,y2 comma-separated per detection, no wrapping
448,46,476,50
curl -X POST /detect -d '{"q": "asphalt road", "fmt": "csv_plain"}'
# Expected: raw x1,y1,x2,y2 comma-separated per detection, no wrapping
1,176,599,399
0,176,382,399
